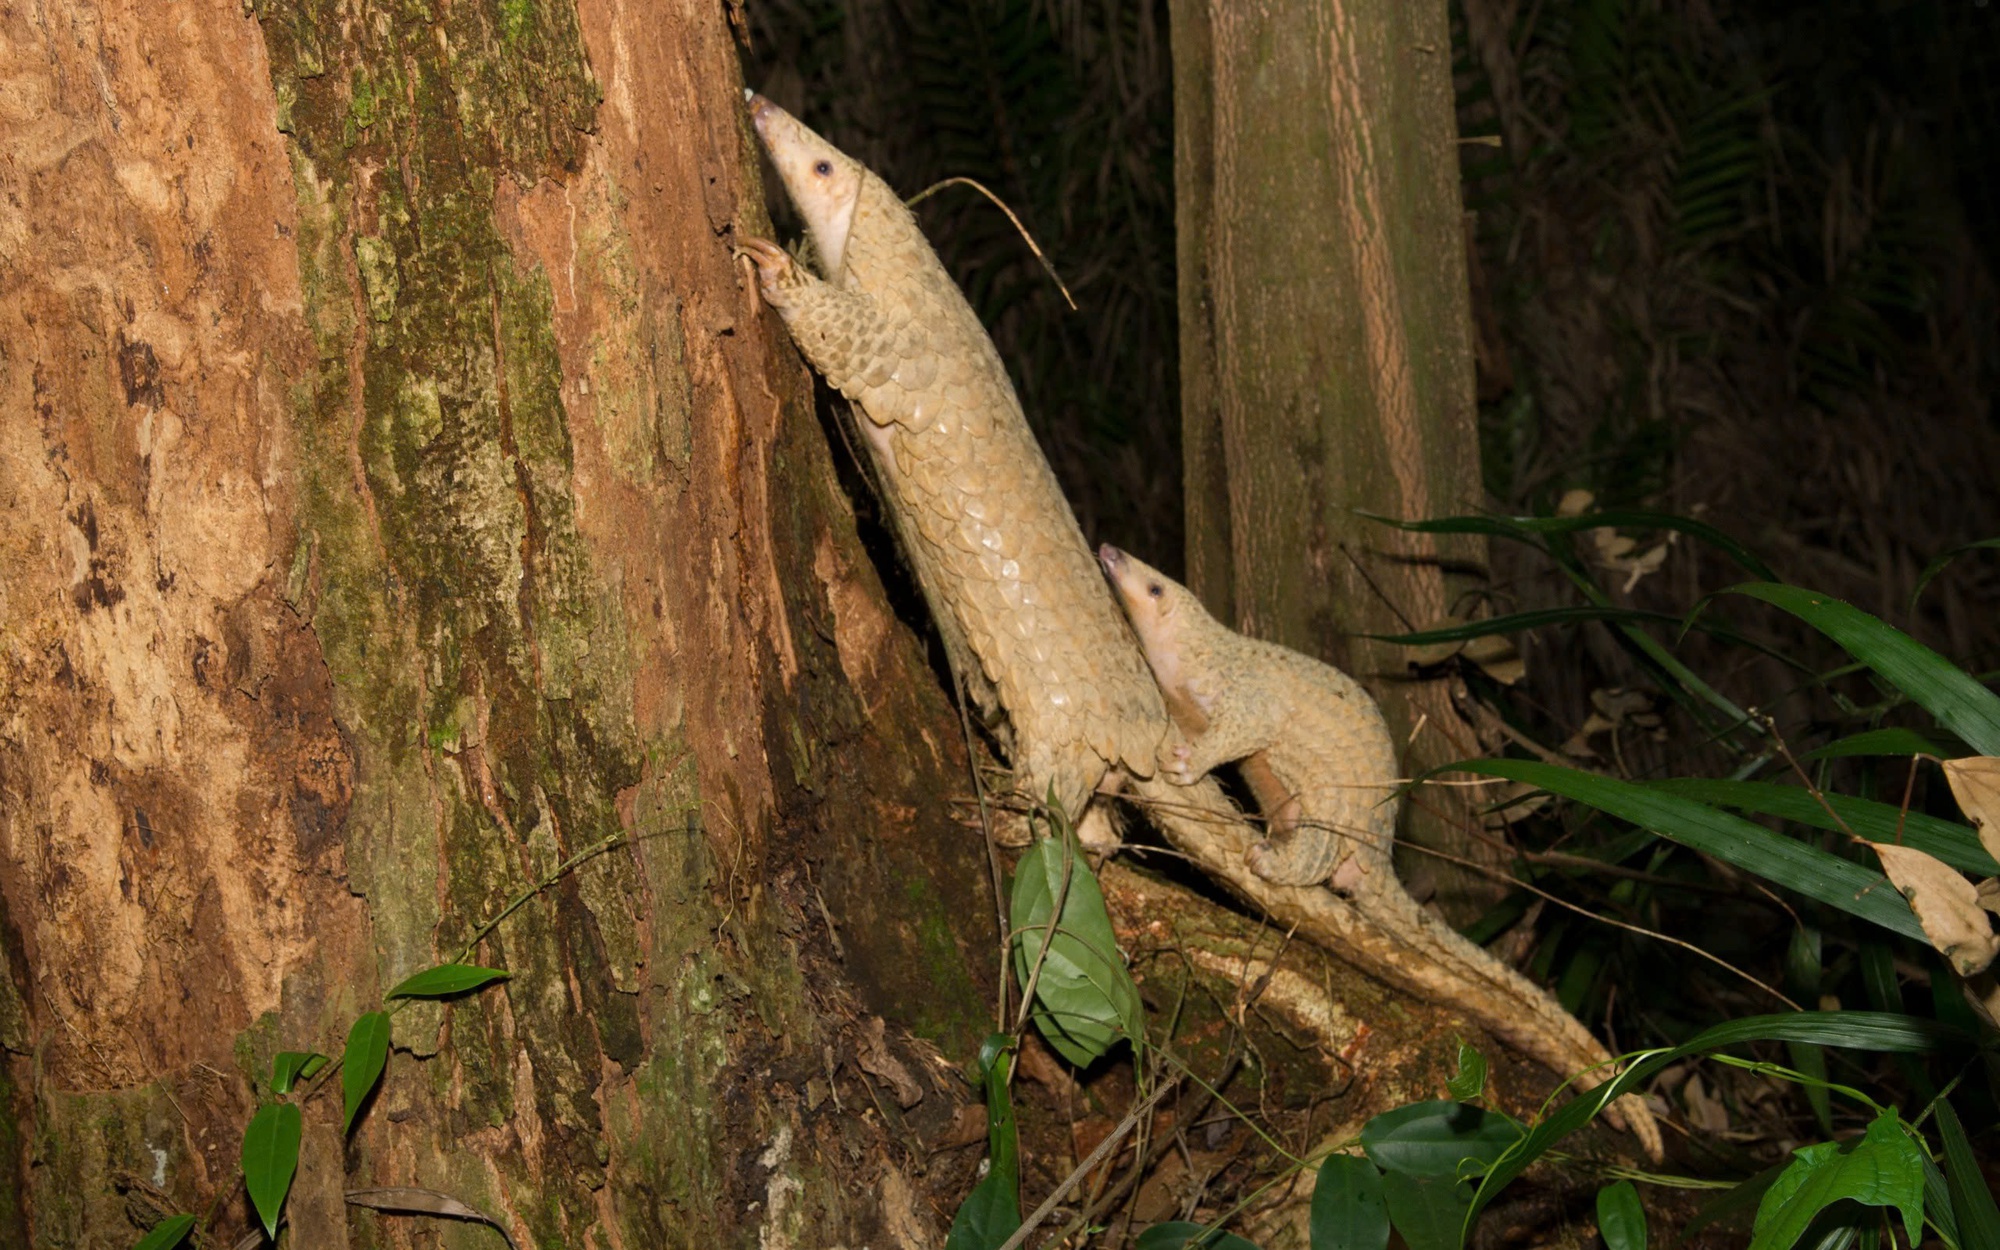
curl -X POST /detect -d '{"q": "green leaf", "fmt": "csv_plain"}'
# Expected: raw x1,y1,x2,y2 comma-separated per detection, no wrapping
1465,1013,1956,1234
1009,836,1144,1067
1653,778,1999,875
1133,1221,1261,1250
1596,1180,1647,1250
342,1011,392,1134
1723,584,2000,755
1783,929,1832,1136
241,1102,302,1240
1311,1156,1388,1250
385,964,510,1000
1368,607,1807,670
270,1050,327,1095
1368,510,1777,580
1923,1152,1965,1250
1444,1041,1487,1103
1750,1110,1924,1250
1912,538,2000,609
1359,1102,1523,1180
1382,1171,1471,1250
131,1213,197,1250
945,1040,1020,1250
1450,760,1925,941
1801,727,1970,762
1936,1101,2000,1250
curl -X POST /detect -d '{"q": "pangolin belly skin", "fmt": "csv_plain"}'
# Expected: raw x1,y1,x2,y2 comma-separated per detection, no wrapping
751,140,1167,817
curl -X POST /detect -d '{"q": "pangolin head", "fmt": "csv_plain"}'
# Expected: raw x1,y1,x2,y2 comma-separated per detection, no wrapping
746,92,865,279
1098,543,1194,658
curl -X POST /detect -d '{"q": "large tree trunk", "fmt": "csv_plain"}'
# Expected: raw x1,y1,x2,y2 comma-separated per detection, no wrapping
0,1,994,1244
1169,0,1505,915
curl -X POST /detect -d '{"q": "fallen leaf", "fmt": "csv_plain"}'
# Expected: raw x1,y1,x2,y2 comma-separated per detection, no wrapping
1683,1072,1729,1133
1557,488,1596,517
1942,757,2000,862
1871,842,2000,976
855,1016,925,1108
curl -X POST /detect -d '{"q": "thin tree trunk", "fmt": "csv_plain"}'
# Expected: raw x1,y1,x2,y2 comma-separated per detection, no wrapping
1169,0,1505,916
0,1,992,1244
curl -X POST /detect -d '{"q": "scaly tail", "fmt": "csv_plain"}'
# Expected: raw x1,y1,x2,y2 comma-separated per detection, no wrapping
1126,773,1664,1161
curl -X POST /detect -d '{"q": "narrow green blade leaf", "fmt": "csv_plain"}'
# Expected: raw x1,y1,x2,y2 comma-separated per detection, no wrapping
1382,1172,1470,1250
131,1213,197,1250
1912,538,2000,609
1923,1152,1965,1250
1936,1101,2000,1250
1465,1013,1955,1232
1596,1180,1647,1250
1359,1102,1522,1180
1444,1040,1487,1103
1801,727,1969,762
270,1050,327,1095
1010,837,1144,1067
342,1011,392,1134
1368,510,1776,580
1724,584,2000,755
241,1102,302,1240
1133,1221,1260,1250
1452,760,1924,941
945,1040,1020,1250
1311,1156,1388,1250
1653,778,1999,875
386,964,510,1000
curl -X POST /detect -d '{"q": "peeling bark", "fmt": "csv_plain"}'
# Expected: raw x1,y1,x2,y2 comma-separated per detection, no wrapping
0,0,992,1244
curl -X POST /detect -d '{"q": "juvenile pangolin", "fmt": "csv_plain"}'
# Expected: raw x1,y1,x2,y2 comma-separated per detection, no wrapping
739,93,1167,820
1100,546,1664,1160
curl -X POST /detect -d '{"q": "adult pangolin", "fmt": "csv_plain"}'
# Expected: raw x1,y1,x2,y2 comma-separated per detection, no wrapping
737,92,1168,823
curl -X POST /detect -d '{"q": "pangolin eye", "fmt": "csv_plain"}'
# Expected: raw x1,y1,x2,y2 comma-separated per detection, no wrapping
813,159,833,176
1147,583,1163,598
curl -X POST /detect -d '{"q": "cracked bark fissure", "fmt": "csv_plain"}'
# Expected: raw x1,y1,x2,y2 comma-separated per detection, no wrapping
0,0,993,1244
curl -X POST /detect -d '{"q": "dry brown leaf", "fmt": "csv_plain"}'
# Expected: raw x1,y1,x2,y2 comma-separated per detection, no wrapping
1556,488,1596,517
1978,877,2000,916
1683,1071,1729,1133
1942,756,2000,863
1871,842,2000,976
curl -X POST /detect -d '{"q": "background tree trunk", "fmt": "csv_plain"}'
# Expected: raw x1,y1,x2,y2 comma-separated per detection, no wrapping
0,1,994,1244
1169,0,1505,916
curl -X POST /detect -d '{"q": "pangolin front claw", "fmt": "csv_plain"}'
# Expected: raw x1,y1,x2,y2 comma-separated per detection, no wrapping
1157,737,1196,786
733,236,794,304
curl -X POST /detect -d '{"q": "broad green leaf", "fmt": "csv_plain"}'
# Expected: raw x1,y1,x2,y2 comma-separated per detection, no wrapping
1310,1156,1388,1250
1653,778,1999,876
1368,510,1776,580
1451,760,1925,941
1750,1110,1923,1250
342,1011,392,1134
1133,1221,1261,1250
1724,584,2000,756
1382,1171,1471,1250
1010,837,1143,1067
241,1102,302,1240
1465,1013,1956,1233
270,1050,326,1095
131,1213,197,1250
1444,1041,1487,1103
1359,1102,1523,1180
945,1039,1020,1250
1596,1180,1647,1250
1936,1101,2000,1250
1801,728,1969,762
1912,538,2000,609
386,964,510,1000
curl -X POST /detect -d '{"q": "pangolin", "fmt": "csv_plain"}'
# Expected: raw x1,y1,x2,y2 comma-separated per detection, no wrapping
738,94,1661,1158
738,92,1168,821
1100,545,1664,1160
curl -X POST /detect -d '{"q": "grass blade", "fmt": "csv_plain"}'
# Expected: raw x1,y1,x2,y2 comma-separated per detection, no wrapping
1450,760,1924,941
1652,778,1999,875
1723,584,2000,755
1935,1101,2000,1250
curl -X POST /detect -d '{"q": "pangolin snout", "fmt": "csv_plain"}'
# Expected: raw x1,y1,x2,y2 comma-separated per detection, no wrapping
1096,544,1126,576
746,91,774,138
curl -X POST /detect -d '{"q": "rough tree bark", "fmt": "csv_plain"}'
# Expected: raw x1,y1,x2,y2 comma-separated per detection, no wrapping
1168,0,1506,914
0,0,996,1244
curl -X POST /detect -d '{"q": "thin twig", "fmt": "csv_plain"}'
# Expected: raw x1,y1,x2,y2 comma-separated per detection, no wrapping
904,177,1079,311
